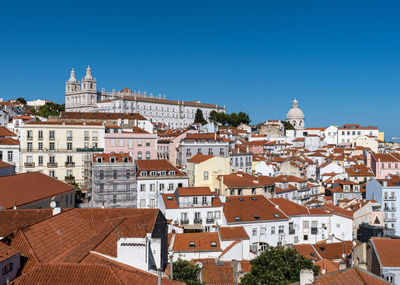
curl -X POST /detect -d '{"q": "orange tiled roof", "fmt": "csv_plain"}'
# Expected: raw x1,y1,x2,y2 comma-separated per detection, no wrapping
0,172,75,209
136,159,186,177
315,259,339,274
218,226,249,241
0,137,19,145
223,195,288,223
187,154,215,164
0,242,20,263
314,267,388,285
371,238,400,267
93,153,133,163
294,244,321,261
0,126,16,137
176,186,213,196
172,233,221,252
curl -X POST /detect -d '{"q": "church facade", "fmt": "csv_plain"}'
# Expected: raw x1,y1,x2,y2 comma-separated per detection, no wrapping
65,67,226,129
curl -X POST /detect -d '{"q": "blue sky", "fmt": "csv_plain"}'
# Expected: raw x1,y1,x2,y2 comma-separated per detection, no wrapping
0,1,399,139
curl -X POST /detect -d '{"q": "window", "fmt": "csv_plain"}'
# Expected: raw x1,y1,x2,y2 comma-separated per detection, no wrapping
137,151,142,160
113,170,118,179
38,156,43,166
140,184,146,192
27,142,32,152
49,142,55,151
38,142,43,151
27,130,33,139
67,142,72,151
66,155,73,163
146,139,150,146
138,139,143,146
279,225,284,234
49,170,55,178
150,184,155,191
38,130,43,139
303,234,309,241
303,221,309,228
150,199,155,208
128,139,133,148
26,156,33,163
215,211,221,219
204,171,209,180
193,197,198,204
202,196,207,204
99,170,104,180
146,151,150,160
111,139,116,147
169,183,174,190
126,170,130,179
336,224,340,228
84,131,89,141
49,130,55,139
140,199,145,208
2,262,13,275
67,130,72,140
260,227,266,235
119,139,124,147
92,131,98,141
311,221,318,228
294,236,299,243
49,156,55,164
271,226,275,235
7,151,12,162
252,228,257,236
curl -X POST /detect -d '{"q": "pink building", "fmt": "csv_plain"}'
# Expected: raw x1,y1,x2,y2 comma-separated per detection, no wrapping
368,152,400,179
104,126,157,160
157,129,197,165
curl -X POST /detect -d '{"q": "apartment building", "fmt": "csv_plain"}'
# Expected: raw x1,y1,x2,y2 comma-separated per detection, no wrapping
136,159,188,209
367,176,400,235
20,121,105,185
0,127,19,171
104,126,157,160
325,180,365,205
90,153,136,208
337,124,379,144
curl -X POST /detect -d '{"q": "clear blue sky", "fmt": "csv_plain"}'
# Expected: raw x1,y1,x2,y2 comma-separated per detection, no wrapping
1,1,399,139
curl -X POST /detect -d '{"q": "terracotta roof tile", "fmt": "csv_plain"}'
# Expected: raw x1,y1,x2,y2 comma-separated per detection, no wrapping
371,238,400,267
187,154,215,163
172,233,221,252
0,137,19,145
0,242,20,262
136,159,186,177
0,172,75,209
176,186,213,196
314,267,388,285
93,153,133,163
294,244,321,261
218,226,249,241
0,126,16,137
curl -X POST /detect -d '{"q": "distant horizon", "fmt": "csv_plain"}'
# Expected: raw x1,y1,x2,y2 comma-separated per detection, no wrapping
1,1,399,139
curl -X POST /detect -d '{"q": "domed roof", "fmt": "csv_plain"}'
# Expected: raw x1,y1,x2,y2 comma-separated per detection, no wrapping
286,98,304,120
68,68,77,83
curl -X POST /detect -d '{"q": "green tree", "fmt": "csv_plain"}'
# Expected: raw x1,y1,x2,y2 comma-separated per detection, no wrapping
281,120,295,134
36,102,65,118
239,246,319,285
209,110,219,125
237,111,251,125
194,108,207,125
16,97,27,105
172,259,203,285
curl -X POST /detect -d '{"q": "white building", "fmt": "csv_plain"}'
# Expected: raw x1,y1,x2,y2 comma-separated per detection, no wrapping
337,124,379,145
286,98,305,131
159,186,223,233
221,195,353,254
136,159,188,209
65,67,225,129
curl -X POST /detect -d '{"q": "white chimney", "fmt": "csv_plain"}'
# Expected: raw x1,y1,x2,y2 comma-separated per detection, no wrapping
52,207,61,216
300,269,314,285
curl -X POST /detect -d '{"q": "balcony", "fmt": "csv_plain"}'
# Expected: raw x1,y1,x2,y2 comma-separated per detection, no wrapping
27,137,33,141
289,229,295,235
206,218,215,224
76,147,104,152
384,207,396,212
180,219,189,225
384,217,396,222
65,162,75,167
67,137,72,141
24,162,35,168
65,175,75,182
49,137,55,141
194,219,203,224
384,196,396,201
47,162,58,168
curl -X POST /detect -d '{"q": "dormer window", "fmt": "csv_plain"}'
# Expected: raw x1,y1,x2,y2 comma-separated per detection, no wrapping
97,157,102,163
140,171,147,176
110,157,116,163
210,241,217,247
353,185,360,192
189,242,195,248
343,185,350,192
150,171,157,176
169,170,176,176
160,171,166,176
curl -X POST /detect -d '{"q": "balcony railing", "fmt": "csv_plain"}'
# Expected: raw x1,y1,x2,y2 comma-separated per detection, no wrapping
65,162,75,167
194,219,202,224
65,175,75,182
47,162,58,168
384,207,396,212
180,219,189,225
384,196,396,201
76,147,104,152
384,217,396,222
206,218,215,224
24,162,35,168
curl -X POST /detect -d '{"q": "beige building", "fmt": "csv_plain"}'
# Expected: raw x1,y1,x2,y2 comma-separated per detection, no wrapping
186,154,231,191
20,121,105,186
352,135,378,153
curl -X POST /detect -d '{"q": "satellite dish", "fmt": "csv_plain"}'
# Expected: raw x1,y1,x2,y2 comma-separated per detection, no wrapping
342,253,346,259
195,262,203,269
321,269,327,274
50,201,57,208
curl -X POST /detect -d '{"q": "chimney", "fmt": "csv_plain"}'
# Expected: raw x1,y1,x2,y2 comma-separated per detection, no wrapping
300,269,314,285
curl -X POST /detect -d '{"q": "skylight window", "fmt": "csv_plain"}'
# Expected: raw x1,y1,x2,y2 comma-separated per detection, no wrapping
238,198,244,201
226,198,230,202
189,242,196,248
251,197,257,200
234,217,241,221
273,213,281,218
167,196,173,200
210,241,217,247
254,215,260,220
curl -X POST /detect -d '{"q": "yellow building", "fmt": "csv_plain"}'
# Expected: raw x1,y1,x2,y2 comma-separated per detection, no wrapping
378,132,385,142
20,121,105,186
186,154,231,192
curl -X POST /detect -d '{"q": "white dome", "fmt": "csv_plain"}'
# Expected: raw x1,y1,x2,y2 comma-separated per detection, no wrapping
286,98,304,120
68,68,77,83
